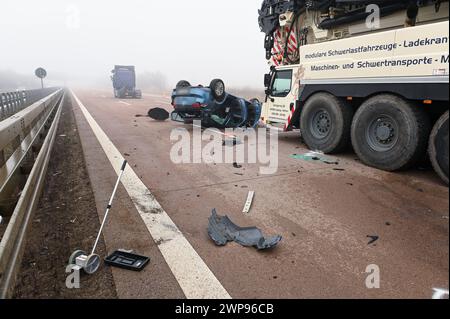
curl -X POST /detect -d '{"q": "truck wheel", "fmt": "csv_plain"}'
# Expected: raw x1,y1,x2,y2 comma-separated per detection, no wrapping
300,93,353,154
351,94,430,171
176,80,191,88
429,111,449,185
134,90,142,99
210,79,226,102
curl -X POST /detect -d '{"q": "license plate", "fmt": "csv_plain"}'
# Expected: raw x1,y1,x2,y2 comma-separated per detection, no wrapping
177,88,190,95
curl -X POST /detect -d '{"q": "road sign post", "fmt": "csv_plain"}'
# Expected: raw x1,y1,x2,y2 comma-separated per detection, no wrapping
35,68,47,89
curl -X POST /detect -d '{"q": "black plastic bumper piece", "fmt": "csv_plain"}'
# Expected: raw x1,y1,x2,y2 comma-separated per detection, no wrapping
208,209,282,250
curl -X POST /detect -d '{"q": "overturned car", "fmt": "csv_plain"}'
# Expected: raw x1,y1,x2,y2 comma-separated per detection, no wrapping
171,79,262,129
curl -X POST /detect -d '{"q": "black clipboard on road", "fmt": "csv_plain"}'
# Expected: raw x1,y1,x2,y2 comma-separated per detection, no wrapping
105,250,150,271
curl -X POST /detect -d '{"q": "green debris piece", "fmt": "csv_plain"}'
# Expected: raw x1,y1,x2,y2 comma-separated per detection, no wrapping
290,152,339,165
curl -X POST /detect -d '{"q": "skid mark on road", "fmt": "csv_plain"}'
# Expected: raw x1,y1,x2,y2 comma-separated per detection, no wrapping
71,90,231,299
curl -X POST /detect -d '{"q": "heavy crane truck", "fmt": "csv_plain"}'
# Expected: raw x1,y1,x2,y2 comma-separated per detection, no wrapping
259,0,449,184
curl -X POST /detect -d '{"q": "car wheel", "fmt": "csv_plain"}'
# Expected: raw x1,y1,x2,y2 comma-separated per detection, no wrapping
176,80,191,89
300,93,353,154
351,94,430,171
250,98,261,105
429,111,449,185
210,79,226,102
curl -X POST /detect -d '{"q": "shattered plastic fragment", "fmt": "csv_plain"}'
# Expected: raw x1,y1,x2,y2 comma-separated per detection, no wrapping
291,151,339,165
367,235,379,245
223,138,241,147
242,191,255,214
233,162,243,169
208,209,282,250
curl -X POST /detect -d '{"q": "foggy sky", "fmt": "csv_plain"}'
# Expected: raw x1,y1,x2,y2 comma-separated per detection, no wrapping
0,0,268,90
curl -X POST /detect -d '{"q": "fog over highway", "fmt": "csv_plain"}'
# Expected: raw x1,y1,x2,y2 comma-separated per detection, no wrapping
0,0,267,90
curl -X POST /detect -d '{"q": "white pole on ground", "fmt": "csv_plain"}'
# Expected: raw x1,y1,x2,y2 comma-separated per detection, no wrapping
91,160,128,255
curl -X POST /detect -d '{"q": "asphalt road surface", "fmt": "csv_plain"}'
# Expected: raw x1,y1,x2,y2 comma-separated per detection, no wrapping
67,89,449,299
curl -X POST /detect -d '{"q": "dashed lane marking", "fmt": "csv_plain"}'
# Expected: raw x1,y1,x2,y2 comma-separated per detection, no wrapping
71,90,231,299
117,101,131,106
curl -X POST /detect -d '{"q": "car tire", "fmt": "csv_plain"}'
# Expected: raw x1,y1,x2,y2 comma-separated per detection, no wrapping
210,79,226,102
176,80,191,89
300,93,353,154
429,111,449,185
250,98,261,105
351,94,430,171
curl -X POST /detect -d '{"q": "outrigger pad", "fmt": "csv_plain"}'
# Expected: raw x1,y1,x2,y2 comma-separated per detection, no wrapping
208,209,282,250
148,108,170,121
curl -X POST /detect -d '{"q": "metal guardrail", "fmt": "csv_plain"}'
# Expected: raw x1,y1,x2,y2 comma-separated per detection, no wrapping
0,88,64,298
0,88,59,122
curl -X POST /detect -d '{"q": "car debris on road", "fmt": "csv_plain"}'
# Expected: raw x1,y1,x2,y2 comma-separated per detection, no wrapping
242,191,255,214
148,108,170,121
291,151,339,165
233,162,243,169
223,138,241,146
367,235,380,245
208,209,282,250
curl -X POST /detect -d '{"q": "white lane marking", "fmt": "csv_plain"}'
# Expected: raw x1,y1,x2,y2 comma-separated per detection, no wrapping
432,288,449,299
71,90,231,299
117,101,131,106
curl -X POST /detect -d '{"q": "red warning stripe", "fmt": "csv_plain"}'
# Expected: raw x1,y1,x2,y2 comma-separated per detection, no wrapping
284,104,296,131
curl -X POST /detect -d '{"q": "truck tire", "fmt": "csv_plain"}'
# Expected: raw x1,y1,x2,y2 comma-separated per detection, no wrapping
351,94,430,171
176,80,191,89
300,93,353,154
134,89,142,99
429,111,449,185
210,79,226,102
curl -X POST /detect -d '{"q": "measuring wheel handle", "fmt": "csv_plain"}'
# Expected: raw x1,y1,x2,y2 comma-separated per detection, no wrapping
121,160,128,171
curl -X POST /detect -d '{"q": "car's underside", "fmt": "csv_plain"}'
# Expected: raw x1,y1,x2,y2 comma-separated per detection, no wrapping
171,80,262,129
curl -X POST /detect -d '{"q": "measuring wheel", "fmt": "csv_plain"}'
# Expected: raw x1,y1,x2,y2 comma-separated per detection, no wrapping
68,250,101,275
67,160,128,276
84,254,101,275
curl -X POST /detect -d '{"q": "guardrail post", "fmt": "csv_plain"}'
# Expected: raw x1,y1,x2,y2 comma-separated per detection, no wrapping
5,94,10,117
0,150,4,168
0,94,5,121
12,93,17,114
